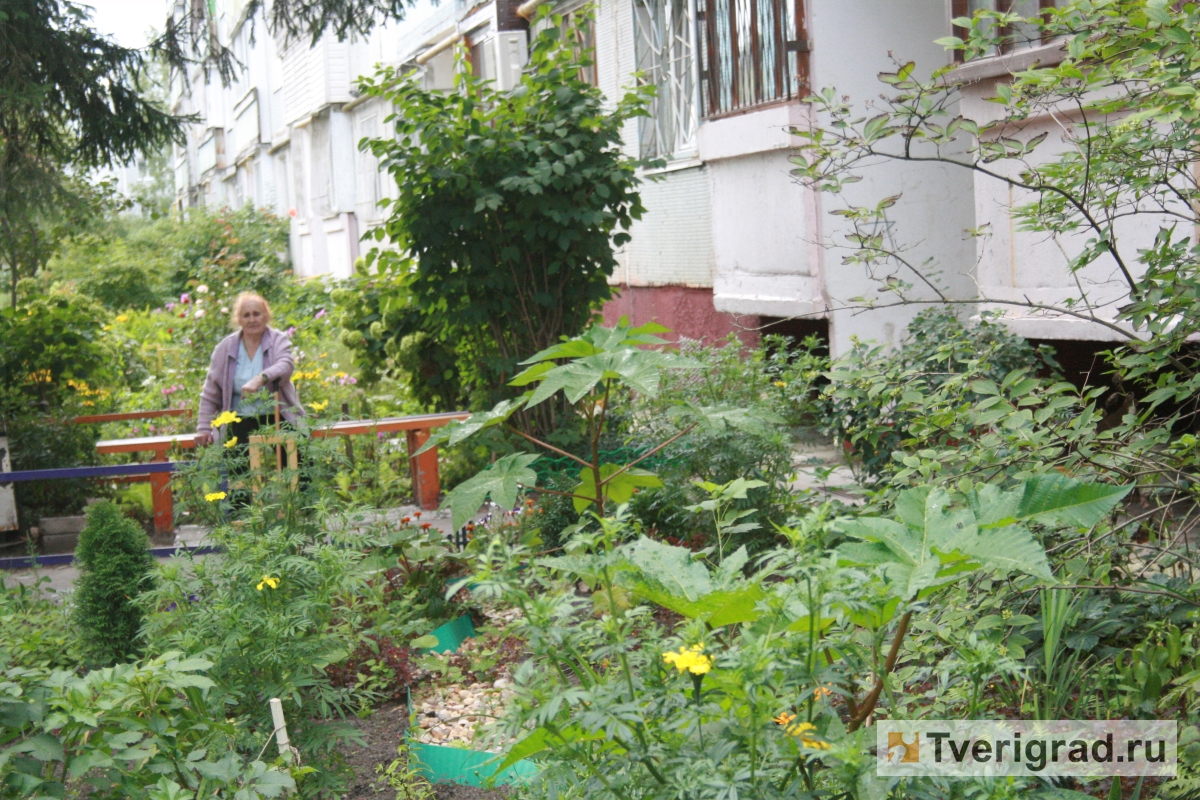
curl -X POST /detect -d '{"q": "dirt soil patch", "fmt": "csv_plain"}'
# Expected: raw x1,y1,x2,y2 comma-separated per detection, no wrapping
342,703,507,800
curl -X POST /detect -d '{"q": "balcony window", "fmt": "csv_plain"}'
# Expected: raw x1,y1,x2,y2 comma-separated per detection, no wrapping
701,0,808,118
952,0,1060,58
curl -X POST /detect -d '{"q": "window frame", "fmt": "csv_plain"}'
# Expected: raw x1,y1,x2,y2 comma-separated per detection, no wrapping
700,0,809,120
633,0,699,161
951,0,1058,62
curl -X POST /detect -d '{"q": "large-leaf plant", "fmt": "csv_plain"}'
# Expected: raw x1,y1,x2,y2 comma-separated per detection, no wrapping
419,320,781,530
464,472,1128,799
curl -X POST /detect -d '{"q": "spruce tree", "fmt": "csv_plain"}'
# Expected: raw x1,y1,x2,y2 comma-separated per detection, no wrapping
72,501,155,666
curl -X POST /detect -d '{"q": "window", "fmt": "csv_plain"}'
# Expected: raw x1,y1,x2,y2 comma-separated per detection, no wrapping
952,0,1060,58
354,111,382,222
198,130,223,174
566,9,597,87
309,113,333,216
701,0,807,118
533,5,598,87
634,0,697,160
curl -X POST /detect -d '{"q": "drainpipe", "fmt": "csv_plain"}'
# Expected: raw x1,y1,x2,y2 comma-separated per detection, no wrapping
688,0,701,140
516,0,545,19
416,30,463,65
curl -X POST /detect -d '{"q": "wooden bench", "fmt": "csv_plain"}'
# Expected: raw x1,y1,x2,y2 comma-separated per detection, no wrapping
74,408,193,425
311,412,469,510
92,412,469,533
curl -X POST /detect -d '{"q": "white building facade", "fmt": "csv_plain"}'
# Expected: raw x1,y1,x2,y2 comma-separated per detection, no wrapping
169,0,1142,359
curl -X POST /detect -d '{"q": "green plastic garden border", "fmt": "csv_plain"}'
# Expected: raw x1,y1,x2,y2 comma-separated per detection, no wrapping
422,614,477,654
410,742,538,787
410,612,540,787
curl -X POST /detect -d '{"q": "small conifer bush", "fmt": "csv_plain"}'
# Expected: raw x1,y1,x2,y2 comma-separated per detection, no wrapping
72,501,154,666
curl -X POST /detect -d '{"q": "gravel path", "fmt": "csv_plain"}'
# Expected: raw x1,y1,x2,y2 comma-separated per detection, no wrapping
343,703,508,800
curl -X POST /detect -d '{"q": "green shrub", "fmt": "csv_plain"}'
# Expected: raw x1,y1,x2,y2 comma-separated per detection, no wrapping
626,335,796,553
58,236,164,310
0,575,76,670
72,501,154,666
0,653,295,799
764,332,830,429
821,309,1060,480
8,417,99,527
140,500,370,798
346,11,655,431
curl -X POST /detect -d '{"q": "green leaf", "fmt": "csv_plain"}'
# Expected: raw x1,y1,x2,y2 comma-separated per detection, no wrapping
973,475,1130,530
445,453,541,529
571,464,662,512
12,734,63,763
498,726,604,772
952,523,1054,580
1015,475,1131,528
414,399,525,455
508,361,555,386
633,582,766,627
840,484,1053,598
411,634,439,649
840,517,922,566
497,727,552,772
624,537,712,600
671,402,785,434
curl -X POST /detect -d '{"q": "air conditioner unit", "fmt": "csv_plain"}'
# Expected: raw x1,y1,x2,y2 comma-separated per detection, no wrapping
494,31,529,91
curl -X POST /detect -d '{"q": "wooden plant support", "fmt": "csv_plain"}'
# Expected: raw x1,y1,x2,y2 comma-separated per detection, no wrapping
247,434,299,491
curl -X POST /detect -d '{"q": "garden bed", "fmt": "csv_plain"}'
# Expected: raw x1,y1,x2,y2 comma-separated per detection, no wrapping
343,704,509,800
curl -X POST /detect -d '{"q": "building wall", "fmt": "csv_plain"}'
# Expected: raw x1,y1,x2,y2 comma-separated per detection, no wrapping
804,0,978,356
956,52,1165,341
595,0,735,342
169,0,452,281
701,103,819,322
165,0,997,358
602,286,757,344
590,0,978,355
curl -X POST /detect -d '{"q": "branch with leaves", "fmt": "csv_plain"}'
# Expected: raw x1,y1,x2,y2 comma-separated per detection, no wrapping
417,320,782,529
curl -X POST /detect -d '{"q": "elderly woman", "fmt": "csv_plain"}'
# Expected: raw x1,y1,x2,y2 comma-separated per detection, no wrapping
196,292,302,446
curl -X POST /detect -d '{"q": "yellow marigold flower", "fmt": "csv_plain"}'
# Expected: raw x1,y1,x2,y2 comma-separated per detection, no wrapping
205,491,227,502
308,400,329,412
774,712,796,727
782,720,832,750
774,380,787,387
212,411,242,427
662,644,712,676
224,436,238,449
257,575,280,591
115,314,129,323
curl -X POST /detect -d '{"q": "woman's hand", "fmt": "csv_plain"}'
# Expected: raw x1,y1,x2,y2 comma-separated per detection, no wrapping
241,375,266,395
195,431,213,447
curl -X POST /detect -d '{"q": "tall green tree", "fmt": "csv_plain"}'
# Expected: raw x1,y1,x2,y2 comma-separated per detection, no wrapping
341,12,655,432
0,0,180,306
0,0,423,309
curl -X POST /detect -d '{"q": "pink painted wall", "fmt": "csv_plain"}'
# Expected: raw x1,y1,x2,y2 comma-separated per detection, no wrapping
601,285,759,346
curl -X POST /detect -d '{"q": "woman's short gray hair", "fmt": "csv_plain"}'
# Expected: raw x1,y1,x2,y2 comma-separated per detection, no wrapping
230,292,272,329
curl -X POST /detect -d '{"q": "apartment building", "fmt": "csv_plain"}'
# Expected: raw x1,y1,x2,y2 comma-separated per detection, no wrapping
170,0,1144,360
